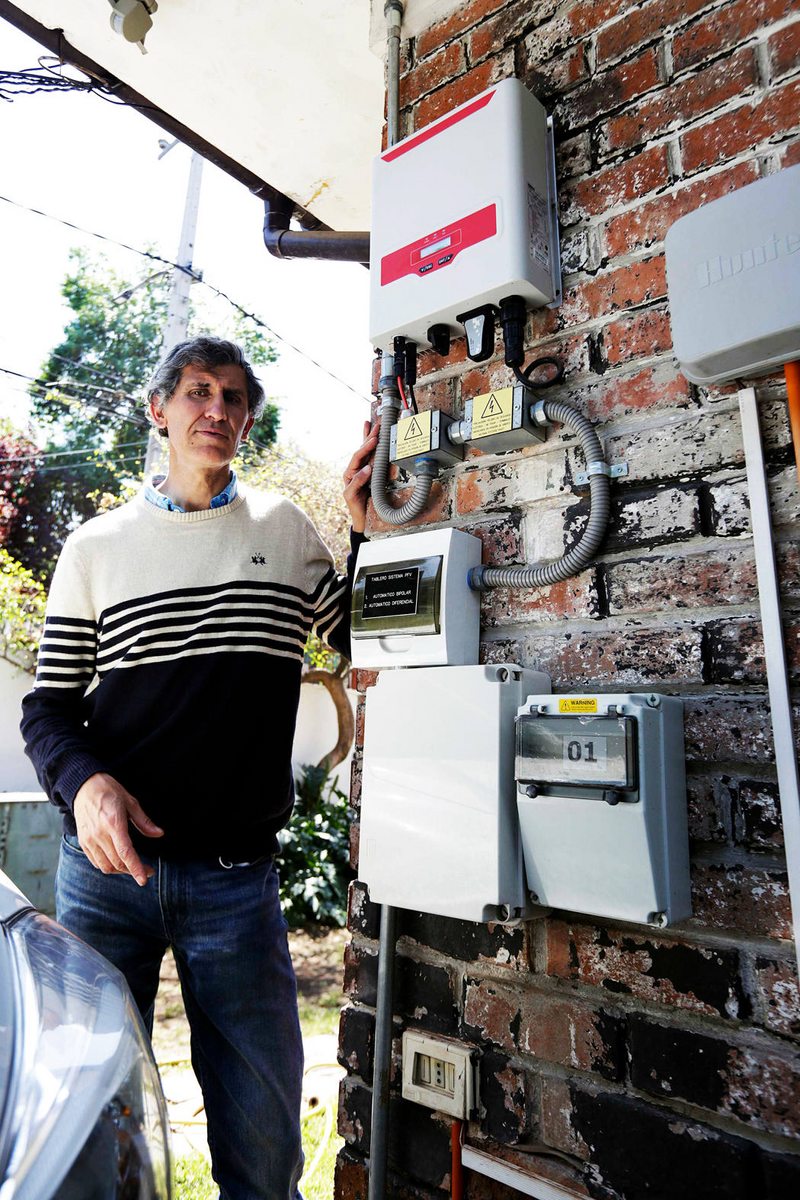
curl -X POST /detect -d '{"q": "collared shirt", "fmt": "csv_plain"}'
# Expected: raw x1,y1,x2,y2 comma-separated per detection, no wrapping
144,471,239,513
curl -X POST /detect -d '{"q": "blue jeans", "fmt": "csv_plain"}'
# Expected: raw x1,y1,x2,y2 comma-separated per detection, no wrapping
56,835,304,1200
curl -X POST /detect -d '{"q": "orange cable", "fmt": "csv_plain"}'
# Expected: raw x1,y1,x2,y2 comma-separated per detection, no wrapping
785,360,800,485
451,1118,464,1200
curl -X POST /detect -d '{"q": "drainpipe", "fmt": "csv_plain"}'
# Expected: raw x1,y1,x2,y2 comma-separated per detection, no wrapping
262,192,370,264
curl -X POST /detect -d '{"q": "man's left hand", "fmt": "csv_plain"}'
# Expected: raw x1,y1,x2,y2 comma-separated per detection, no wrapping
343,420,379,533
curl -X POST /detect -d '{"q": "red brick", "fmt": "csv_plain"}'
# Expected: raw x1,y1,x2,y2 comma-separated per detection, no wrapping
567,0,630,39
522,39,589,95
482,570,600,626
463,978,625,1079
415,0,508,60
558,48,661,132
334,1149,369,1199
561,144,671,224
752,956,800,1039
468,515,524,565
418,337,468,377
596,0,718,65
583,363,690,421
681,78,800,174
684,697,778,764
349,668,378,693
556,131,592,181
602,305,673,365
559,256,667,326
546,920,749,1018
365,476,452,534
685,774,731,845
525,624,704,686
780,136,800,167
605,546,758,615
690,862,793,939
708,616,800,684
468,4,538,63
414,55,513,129
770,18,800,82
413,375,457,418
603,47,758,155
672,0,788,74
539,1077,591,1161
402,41,465,108
603,160,760,257
479,638,523,665
733,779,784,853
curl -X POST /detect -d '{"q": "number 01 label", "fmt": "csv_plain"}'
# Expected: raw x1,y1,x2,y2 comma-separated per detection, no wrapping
562,734,608,773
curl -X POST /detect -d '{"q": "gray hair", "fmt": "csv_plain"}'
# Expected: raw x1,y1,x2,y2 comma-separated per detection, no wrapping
147,336,265,436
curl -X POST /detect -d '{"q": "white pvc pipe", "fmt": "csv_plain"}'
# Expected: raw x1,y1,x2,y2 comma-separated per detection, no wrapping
461,1145,583,1199
739,387,800,970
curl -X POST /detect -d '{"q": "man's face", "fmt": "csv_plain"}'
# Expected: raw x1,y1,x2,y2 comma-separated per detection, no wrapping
149,363,254,468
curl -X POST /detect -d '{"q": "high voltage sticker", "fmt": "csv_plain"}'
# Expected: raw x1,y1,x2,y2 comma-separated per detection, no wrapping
471,387,514,439
396,410,432,458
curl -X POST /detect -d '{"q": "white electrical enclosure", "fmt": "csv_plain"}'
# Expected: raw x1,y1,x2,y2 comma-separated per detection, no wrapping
350,529,481,668
665,164,800,384
359,664,551,922
369,77,561,351
515,694,691,927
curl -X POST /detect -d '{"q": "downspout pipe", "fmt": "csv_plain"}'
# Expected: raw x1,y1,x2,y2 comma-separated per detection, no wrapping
469,398,610,589
262,194,370,264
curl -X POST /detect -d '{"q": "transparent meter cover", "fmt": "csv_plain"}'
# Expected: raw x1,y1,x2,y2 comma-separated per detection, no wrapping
516,715,637,789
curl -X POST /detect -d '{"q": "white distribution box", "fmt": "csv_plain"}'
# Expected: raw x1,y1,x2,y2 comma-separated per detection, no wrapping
369,77,561,351
359,664,551,922
665,164,800,384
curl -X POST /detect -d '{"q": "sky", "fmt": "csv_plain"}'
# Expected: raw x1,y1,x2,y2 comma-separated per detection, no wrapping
0,19,375,467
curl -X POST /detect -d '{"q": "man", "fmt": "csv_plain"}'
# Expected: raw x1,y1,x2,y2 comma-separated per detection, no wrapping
20,335,377,1200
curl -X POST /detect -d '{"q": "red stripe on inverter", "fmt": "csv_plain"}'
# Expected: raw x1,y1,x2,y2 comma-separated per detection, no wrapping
381,204,497,286
381,91,496,163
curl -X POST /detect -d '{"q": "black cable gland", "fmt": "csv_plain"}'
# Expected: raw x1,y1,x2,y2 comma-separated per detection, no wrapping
393,336,406,381
499,294,527,368
404,341,418,388
427,324,451,357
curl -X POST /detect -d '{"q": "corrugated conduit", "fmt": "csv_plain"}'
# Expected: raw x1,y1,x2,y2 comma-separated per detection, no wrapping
470,397,610,589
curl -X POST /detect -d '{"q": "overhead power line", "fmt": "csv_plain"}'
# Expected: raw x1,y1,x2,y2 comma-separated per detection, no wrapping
0,193,372,403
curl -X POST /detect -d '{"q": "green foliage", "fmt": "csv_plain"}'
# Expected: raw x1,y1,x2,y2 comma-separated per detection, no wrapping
277,765,353,928
0,548,47,673
10,249,281,582
174,1153,216,1200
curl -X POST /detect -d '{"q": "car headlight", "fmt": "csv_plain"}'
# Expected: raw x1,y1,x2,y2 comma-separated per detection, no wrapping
0,910,171,1200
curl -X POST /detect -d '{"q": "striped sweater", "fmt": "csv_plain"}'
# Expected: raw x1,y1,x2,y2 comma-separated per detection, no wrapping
21,487,359,861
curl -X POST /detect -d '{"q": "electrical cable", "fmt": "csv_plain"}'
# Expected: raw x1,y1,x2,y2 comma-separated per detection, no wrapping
0,193,372,404
512,356,564,391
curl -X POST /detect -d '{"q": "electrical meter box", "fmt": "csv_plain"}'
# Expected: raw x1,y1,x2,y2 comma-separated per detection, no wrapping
515,693,691,926
665,164,800,384
350,529,481,668
369,77,561,351
360,664,551,922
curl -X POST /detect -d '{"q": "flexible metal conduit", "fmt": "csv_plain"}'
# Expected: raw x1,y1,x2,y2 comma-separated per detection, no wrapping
470,398,610,589
370,362,437,525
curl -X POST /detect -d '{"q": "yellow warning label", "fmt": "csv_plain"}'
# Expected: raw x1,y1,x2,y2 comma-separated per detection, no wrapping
471,387,515,439
395,410,432,459
559,697,598,714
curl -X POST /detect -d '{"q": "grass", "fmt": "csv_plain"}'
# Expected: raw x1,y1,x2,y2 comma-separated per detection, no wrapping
172,984,343,1199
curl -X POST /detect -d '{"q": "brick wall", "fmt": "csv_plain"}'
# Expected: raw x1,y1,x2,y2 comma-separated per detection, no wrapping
337,2,800,1196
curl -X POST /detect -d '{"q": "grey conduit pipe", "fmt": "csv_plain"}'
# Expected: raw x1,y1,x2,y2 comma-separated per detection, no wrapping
469,398,611,590
385,1,404,147
370,359,438,526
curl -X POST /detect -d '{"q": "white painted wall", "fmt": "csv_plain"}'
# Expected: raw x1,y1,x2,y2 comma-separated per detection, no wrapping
293,682,357,796
0,660,38,791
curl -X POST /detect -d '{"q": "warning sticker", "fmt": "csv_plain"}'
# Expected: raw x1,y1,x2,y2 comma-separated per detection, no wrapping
528,184,550,270
559,697,599,714
471,387,514,439
396,410,432,459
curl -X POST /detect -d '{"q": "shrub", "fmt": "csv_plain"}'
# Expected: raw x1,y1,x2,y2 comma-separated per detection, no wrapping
277,765,353,927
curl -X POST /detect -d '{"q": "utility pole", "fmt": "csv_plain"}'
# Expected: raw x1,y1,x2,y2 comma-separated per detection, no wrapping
145,147,204,476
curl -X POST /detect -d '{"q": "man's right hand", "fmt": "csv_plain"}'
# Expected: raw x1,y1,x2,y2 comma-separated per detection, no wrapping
73,773,164,887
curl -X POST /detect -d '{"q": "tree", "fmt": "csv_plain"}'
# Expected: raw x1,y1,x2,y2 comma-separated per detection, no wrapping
240,443,355,770
8,250,280,581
